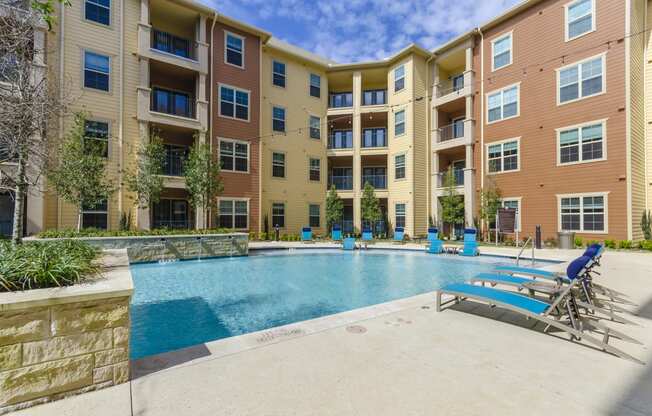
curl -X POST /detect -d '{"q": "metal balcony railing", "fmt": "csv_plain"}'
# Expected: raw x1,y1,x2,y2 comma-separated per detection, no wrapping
436,171,464,188
151,29,195,60
361,175,387,189
328,131,353,149
437,122,465,142
328,176,353,190
436,77,465,98
151,88,195,119
162,147,187,176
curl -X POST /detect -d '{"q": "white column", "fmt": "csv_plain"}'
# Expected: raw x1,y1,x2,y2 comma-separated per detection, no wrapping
464,144,474,227
140,0,149,24
432,151,440,225
137,121,151,230
352,71,362,232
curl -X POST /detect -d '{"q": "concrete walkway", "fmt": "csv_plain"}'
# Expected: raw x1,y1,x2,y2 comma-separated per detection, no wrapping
15,247,652,416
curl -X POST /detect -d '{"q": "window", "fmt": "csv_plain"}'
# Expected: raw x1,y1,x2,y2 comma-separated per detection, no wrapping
395,154,406,180
487,84,518,123
558,121,605,165
501,199,521,231
452,117,465,138
272,203,285,228
152,199,190,229
85,0,110,25
394,65,405,92
487,139,519,173
329,92,353,108
84,51,110,91
219,199,248,229
152,30,192,59
363,89,386,105
309,204,320,227
219,85,249,121
559,194,606,232
84,120,109,158
309,116,321,139
362,167,386,189
220,139,248,172
558,55,604,104
362,128,386,148
310,74,321,98
395,203,406,228
272,106,286,132
272,152,285,178
152,88,192,118
82,199,108,229
328,130,353,149
162,145,188,176
225,32,244,67
492,33,512,71
0,136,16,163
452,74,465,91
309,158,320,181
272,60,286,88
566,0,595,41
394,110,406,136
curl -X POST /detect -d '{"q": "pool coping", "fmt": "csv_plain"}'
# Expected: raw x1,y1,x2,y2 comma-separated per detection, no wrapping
130,247,567,378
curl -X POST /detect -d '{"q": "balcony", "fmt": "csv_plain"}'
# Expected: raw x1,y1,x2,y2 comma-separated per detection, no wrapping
362,89,387,108
361,174,387,189
433,119,474,151
328,175,353,190
434,170,465,197
152,29,195,60
138,86,206,130
152,88,194,119
328,130,353,150
328,92,353,109
361,128,387,148
138,24,207,74
434,71,473,107
162,145,188,176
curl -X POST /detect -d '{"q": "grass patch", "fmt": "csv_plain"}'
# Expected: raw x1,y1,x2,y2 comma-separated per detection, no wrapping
0,240,100,292
37,227,234,239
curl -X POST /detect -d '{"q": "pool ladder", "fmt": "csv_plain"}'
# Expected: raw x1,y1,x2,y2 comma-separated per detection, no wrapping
516,236,535,266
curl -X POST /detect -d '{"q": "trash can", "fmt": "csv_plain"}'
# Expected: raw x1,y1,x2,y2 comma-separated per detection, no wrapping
558,231,575,249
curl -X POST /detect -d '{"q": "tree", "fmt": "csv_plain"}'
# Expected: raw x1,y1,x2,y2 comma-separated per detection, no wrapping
1,6,67,244
325,185,343,231
479,176,502,241
48,112,115,230
29,0,71,30
642,210,652,241
360,181,382,229
184,139,222,229
125,129,165,210
440,166,465,239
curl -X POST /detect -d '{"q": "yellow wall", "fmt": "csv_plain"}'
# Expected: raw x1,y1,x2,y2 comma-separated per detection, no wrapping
630,0,646,240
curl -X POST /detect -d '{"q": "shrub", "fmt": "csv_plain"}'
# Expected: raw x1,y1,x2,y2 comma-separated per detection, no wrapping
38,227,233,239
618,240,633,249
585,240,600,248
248,232,257,241
544,237,557,248
0,240,99,292
604,239,616,249
574,236,583,248
639,240,652,251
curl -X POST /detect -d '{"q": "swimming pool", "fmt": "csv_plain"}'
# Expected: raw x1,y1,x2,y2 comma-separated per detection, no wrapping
130,249,512,359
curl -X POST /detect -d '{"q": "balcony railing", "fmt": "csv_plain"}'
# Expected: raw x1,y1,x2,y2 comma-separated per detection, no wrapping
362,175,387,189
362,89,386,106
328,176,353,190
328,131,353,149
361,128,387,148
162,146,188,176
436,171,464,188
151,88,195,119
151,29,195,60
437,122,465,142
436,77,465,98
329,92,353,108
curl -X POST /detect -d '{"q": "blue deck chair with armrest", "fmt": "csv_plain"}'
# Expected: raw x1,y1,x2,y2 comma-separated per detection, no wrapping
393,227,404,243
459,228,479,256
362,226,373,242
331,224,342,241
301,227,313,242
342,237,356,250
437,256,643,363
427,227,443,254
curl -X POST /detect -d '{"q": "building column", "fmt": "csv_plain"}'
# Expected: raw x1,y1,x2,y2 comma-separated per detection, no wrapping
136,121,151,230
464,144,474,227
140,0,149,23
352,71,362,232
432,151,440,226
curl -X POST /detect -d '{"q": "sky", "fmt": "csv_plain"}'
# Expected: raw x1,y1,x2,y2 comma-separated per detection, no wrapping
202,0,522,63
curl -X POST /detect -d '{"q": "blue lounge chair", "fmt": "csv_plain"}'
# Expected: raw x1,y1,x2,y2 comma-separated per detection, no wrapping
301,227,312,242
437,256,643,363
459,228,479,256
427,227,443,254
343,237,356,250
362,226,373,242
331,224,342,241
393,227,404,243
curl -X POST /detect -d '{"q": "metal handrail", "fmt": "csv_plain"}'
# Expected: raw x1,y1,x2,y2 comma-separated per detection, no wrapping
516,236,535,266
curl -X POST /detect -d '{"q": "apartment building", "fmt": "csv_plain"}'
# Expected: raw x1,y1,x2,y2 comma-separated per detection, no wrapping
2,0,651,242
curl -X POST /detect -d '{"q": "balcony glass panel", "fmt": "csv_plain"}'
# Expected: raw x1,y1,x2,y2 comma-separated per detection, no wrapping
329,92,353,108
329,167,353,190
362,128,386,148
362,167,387,189
362,89,386,105
328,130,353,149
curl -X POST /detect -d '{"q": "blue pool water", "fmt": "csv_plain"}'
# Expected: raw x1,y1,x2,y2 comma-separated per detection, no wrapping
129,249,510,359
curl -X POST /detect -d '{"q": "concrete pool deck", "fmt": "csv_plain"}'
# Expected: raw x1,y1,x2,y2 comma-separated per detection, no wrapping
14,245,652,416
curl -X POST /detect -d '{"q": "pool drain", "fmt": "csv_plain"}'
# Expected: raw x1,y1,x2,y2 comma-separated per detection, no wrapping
346,325,367,334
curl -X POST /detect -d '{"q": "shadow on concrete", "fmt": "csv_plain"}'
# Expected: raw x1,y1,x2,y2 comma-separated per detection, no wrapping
633,295,652,320
606,353,652,415
131,342,212,380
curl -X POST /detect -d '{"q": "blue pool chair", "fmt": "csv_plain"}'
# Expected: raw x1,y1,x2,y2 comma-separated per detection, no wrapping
459,228,479,256
427,227,439,243
362,226,373,242
331,224,342,241
437,256,642,363
301,227,312,242
393,227,404,243
343,237,356,250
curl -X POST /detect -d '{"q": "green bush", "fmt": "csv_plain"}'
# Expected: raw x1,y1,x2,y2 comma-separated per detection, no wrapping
618,240,633,249
584,239,600,248
604,239,616,249
544,237,557,248
0,240,99,292
639,240,652,251
574,236,583,248
38,227,233,239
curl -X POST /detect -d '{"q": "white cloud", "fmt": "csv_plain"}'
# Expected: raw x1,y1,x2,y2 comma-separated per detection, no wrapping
202,0,521,62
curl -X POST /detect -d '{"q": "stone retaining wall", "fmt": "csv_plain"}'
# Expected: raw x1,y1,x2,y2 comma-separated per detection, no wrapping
0,250,133,414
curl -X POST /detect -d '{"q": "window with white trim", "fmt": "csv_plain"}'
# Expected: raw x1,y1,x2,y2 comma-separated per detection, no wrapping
219,85,249,121
272,60,286,88
501,199,521,231
394,65,405,92
558,55,603,104
84,51,110,91
219,139,248,172
225,32,244,67
272,202,285,228
395,203,406,228
394,110,405,136
85,0,110,25
82,199,108,229
487,140,519,173
309,116,321,139
309,204,320,227
566,0,594,41
558,122,604,164
395,154,406,180
492,33,512,71
272,152,285,178
309,158,320,182
84,120,109,158
310,74,321,98
272,106,286,132
219,199,248,229
487,85,518,123
560,194,605,232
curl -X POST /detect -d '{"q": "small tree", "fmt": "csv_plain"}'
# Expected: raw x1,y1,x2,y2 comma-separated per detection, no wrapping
479,176,502,241
642,210,652,241
30,0,71,29
184,139,222,229
48,113,115,230
440,166,465,239
325,185,343,231
360,181,382,230
125,130,165,210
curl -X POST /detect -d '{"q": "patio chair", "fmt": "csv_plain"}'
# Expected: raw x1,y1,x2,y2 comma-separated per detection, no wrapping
427,227,443,254
342,237,356,250
331,224,342,241
362,226,373,242
459,228,479,256
437,256,643,364
301,227,313,242
393,227,405,243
